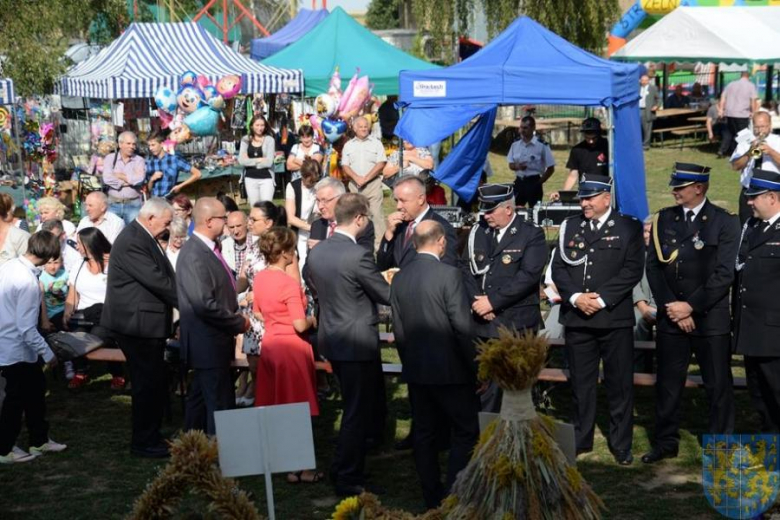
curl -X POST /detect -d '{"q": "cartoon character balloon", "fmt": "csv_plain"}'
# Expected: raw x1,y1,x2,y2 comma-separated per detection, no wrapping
177,86,205,114
180,71,198,86
216,75,241,99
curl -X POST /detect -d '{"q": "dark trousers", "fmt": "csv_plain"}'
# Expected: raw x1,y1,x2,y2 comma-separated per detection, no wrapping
720,116,750,156
744,356,780,433
0,361,49,455
184,367,234,436
409,382,479,509
565,327,634,452
653,333,734,450
117,335,167,449
739,187,753,224
330,359,385,487
513,175,543,208
640,109,654,148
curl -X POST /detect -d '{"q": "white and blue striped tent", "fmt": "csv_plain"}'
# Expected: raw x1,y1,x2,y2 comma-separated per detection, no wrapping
0,78,14,105
58,22,303,99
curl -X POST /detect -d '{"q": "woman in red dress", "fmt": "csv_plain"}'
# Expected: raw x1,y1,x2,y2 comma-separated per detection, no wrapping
253,227,322,483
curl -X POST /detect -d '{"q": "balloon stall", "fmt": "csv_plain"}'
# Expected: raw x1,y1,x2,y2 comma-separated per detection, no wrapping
153,71,243,153
300,67,377,178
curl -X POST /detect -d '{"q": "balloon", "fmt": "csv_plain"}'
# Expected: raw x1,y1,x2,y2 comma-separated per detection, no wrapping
154,86,178,114
202,85,218,101
184,106,220,137
309,114,322,134
315,94,338,118
328,66,342,98
177,86,205,114
321,118,347,144
196,74,211,89
339,76,370,119
338,69,360,113
170,124,192,144
180,71,197,85
216,75,242,99
158,109,173,129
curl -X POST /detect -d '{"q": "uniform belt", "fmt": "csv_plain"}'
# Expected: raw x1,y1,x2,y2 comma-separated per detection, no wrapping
108,195,140,203
516,174,541,181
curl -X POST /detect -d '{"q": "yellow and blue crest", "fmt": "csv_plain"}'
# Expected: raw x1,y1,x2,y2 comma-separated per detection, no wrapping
703,434,779,519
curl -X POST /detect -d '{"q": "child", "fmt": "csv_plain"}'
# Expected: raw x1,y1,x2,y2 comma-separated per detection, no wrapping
39,256,72,379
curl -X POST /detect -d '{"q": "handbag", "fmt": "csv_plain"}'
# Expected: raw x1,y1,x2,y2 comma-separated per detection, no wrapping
46,331,104,360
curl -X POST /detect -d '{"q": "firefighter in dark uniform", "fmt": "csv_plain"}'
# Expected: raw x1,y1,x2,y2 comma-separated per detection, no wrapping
551,174,644,465
461,184,548,412
735,168,780,432
643,163,740,464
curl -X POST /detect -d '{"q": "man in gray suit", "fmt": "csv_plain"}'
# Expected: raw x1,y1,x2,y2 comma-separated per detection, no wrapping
640,74,661,150
177,198,250,436
390,220,479,509
307,193,391,497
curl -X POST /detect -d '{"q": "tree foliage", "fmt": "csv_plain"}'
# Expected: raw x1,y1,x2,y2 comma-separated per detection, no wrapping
413,0,619,64
0,0,128,96
366,0,401,30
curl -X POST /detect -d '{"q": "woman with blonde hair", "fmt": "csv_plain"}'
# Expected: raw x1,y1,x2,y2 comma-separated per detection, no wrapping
37,197,76,238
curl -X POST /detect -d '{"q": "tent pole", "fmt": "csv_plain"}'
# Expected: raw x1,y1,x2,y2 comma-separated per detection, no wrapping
11,101,25,203
766,65,774,104
608,105,615,208
662,63,668,105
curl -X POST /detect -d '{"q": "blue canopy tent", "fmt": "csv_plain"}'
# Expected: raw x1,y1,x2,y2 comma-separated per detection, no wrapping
250,9,329,61
396,16,648,219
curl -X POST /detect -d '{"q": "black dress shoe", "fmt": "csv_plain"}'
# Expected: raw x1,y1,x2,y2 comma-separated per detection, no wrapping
131,444,170,459
612,449,633,466
394,435,414,451
641,446,678,464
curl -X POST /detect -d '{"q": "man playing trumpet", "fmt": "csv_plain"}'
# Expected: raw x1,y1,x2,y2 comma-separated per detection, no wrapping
731,112,780,222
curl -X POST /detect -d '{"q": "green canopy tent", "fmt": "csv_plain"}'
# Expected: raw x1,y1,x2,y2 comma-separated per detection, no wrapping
261,7,436,96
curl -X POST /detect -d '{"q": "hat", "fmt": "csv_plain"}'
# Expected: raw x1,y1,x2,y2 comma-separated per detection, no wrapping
577,174,612,199
745,168,780,196
669,162,711,187
581,117,602,133
478,183,514,211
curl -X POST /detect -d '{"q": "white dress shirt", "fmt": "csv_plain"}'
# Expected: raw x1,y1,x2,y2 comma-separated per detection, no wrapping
495,213,518,243
0,256,55,365
682,198,707,221
76,211,126,244
730,133,780,188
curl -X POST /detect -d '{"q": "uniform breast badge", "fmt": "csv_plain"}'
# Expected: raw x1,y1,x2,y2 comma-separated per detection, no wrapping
502,254,512,265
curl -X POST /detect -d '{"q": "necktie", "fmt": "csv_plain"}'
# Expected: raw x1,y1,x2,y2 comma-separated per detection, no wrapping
590,219,599,233
686,210,695,227
764,220,771,233
213,242,237,291
404,221,416,248
327,221,337,238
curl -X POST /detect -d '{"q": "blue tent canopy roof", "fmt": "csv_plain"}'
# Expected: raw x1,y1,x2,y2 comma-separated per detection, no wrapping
0,78,15,105
396,16,648,219
58,22,302,99
251,9,328,60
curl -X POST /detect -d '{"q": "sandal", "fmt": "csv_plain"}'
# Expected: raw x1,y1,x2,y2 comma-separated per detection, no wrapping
287,470,325,484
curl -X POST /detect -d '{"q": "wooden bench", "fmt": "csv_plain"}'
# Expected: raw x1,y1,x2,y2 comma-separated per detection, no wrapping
652,124,707,148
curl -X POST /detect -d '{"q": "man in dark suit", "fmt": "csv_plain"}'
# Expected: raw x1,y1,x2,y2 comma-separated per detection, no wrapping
176,198,250,436
307,193,391,497
551,174,644,465
390,220,479,509
643,164,739,463
102,198,178,458
461,184,547,412
377,176,458,270
307,176,374,254
735,169,780,432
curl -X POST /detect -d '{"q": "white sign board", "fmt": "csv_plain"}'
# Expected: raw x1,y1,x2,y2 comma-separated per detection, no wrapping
479,412,576,465
413,81,447,98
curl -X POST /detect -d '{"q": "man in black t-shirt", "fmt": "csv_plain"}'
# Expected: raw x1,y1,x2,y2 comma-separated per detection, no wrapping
550,117,609,201
378,96,399,140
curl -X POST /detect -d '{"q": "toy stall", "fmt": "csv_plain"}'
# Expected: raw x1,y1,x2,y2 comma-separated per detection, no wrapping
0,79,25,207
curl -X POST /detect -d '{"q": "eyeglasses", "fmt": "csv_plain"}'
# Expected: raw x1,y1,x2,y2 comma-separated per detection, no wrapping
316,195,339,205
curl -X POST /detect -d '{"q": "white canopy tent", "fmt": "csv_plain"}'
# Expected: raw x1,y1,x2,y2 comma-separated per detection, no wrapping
612,7,780,65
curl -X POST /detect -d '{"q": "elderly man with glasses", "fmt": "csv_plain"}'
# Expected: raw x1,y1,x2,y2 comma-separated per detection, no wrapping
306,177,375,255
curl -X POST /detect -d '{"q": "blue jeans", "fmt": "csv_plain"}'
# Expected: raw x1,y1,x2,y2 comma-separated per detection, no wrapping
109,198,142,225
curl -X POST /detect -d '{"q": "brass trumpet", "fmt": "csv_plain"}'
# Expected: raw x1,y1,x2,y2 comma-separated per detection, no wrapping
749,134,768,159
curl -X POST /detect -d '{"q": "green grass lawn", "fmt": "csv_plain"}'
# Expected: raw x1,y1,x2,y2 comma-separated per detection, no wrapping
0,144,752,519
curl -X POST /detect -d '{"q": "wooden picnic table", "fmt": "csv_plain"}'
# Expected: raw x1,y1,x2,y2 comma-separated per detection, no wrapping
495,117,582,129
656,108,705,118
688,116,708,122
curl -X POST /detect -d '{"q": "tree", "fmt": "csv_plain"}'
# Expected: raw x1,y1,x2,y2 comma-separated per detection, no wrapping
0,0,130,96
413,0,619,64
366,0,401,30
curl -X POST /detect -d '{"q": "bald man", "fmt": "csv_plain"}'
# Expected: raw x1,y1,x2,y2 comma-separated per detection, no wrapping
177,197,250,435
341,115,387,249
731,111,780,222
76,191,125,243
